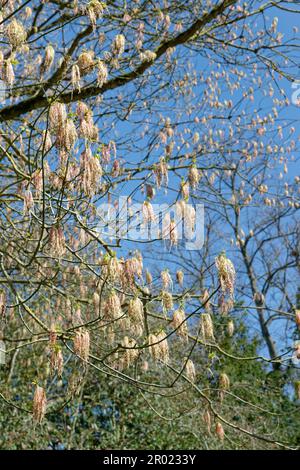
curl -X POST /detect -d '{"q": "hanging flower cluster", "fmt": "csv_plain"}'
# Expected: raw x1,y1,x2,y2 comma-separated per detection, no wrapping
215,252,236,298
73,329,90,361
148,331,169,363
48,226,66,257
33,385,47,423
6,19,26,49
172,308,188,340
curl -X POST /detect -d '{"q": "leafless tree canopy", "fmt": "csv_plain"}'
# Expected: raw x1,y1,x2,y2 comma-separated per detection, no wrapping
0,0,299,449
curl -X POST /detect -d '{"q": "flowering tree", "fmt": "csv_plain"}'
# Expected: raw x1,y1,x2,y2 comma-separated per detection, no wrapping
0,0,299,449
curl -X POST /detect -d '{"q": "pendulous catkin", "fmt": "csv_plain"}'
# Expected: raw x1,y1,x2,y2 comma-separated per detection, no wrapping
161,269,172,290
219,372,230,401
202,289,211,312
215,252,236,298
227,320,235,337
48,226,66,257
188,165,201,189
215,422,225,441
172,308,188,340
119,336,139,369
203,409,212,433
112,34,125,56
77,51,95,75
73,329,90,361
0,290,6,317
201,313,214,341
97,60,108,86
50,348,64,377
185,359,196,382
40,44,55,74
176,270,184,287
149,331,169,363
161,290,173,311
93,291,100,315
128,297,144,326
295,310,300,329
104,291,122,320
49,102,67,132
6,19,26,49
79,146,102,196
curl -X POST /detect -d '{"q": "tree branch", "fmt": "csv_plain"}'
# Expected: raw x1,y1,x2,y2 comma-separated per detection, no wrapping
0,0,237,122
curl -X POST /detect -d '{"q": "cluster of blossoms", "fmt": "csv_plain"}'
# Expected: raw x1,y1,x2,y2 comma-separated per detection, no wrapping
201,313,215,341
142,200,156,223
0,290,6,319
104,290,123,321
122,253,143,289
176,270,184,287
85,0,106,28
175,200,196,235
202,289,211,312
153,157,169,188
162,213,178,246
161,269,172,290
127,297,144,337
97,60,108,87
73,329,90,361
48,329,65,368
119,336,139,370
203,409,212,433
41,130,52,153
48,102,78,165
50,347,64,377
215,422,225,441
33,385,47,423
219,372,230,402
185,358,196,383
78,51,95,76
101,255,121,281
77,102,98,140
172,308,188,340
1,0,295,442
112,34,125,56
227,320,235,337
49,102,67,132
72,53,108,92
181,180,190,201
219,296,234,316
295,310,300,329
215,252,236,298
48,226,66,257
148,331,169,363
71,63,81,91
32,169,43,198
161,290,173,312
140,50,157,63
40,45,55,75
6,19,26,49
79,146,103,197
0,54,15,86
188,165,201,189
145,269,153,285
93,291,100,315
